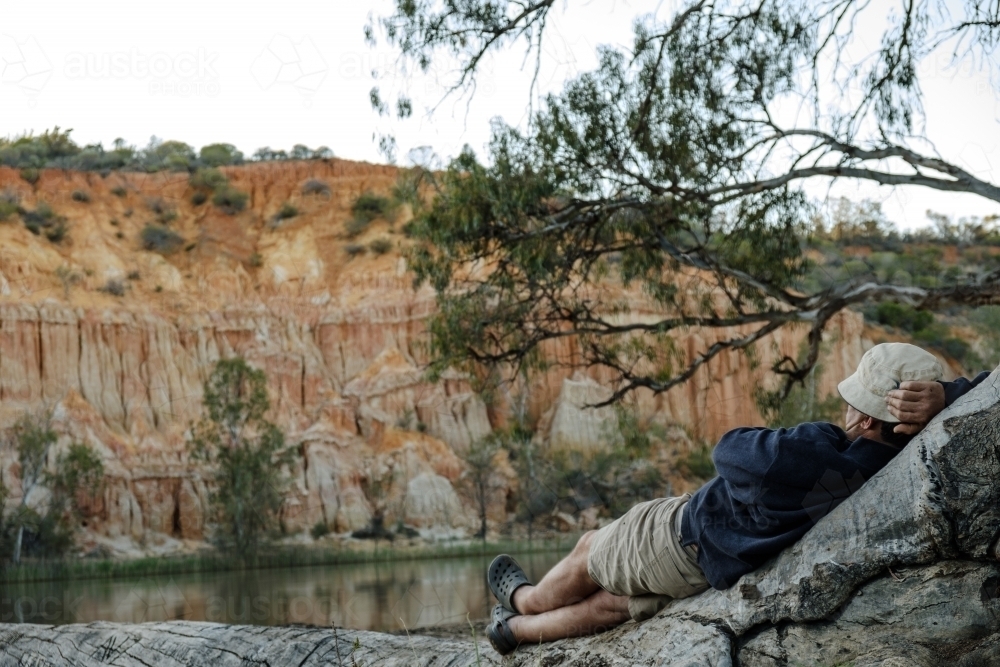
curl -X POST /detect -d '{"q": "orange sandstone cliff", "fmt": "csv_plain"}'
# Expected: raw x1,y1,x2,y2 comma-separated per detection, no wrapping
0,160,874,555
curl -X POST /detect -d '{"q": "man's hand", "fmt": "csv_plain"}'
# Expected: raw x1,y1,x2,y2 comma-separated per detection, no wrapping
885,381,946,434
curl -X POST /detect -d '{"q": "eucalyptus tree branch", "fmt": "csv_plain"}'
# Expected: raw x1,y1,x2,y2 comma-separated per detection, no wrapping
463,263,1000,407
707,164,1000,204
593,319,787,406
374,0,556,97
770,267,1000,397
631,1,710,142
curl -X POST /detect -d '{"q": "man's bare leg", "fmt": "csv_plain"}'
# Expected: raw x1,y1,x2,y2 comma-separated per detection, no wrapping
508,589,631,643
511,531,602,615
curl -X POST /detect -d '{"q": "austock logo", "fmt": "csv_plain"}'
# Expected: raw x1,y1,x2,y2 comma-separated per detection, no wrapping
63,47,221,97
0,34,53,99
801,469,867,525
251,35,327,100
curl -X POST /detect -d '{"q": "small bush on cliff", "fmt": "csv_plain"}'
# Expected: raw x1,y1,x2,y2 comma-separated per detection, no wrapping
99,278,126,297
55,265,83,300
189,167,228,191
0,190,19,221
498,423,549,538
268,202,298,229
352,192,392,221
345,217,373,238
354,463,401,545
19,168,39,185
146,196,178,225
21,201,55,228
301,179,331,197
21,202,68,242
212,186,249,214
369,237,393,255
141,224,184,255
345,243,366,257
348,191,394,237
189,358,292,567
44,219,69,244
71,189,90,203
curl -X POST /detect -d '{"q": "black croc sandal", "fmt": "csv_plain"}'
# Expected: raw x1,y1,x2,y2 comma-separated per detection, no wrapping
486,604,520,656
487,554,531,613
492,602,517,624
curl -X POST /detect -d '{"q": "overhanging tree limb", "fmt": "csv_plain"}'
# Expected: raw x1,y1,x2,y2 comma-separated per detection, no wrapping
375,0,1000,407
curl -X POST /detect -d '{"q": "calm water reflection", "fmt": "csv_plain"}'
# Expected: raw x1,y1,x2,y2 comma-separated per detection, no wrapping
2,551,566,632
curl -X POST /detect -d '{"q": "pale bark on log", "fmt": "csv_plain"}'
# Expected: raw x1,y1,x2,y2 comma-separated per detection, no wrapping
1,369,999,666
0,621,497,666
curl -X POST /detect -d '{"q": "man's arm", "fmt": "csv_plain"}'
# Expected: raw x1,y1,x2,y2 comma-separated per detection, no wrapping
886,371,992,435
940,371,992,406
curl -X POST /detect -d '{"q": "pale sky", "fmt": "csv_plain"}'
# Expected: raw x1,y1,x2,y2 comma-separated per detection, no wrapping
2,0,998,230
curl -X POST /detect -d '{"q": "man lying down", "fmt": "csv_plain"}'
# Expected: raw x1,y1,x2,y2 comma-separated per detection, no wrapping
485,342,990,655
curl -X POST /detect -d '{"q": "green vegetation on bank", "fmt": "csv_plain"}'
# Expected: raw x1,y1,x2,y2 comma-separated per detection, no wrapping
0,411,104,565
0,536,578,585
0,127,333,174
190,359,292,567
459,404,687,541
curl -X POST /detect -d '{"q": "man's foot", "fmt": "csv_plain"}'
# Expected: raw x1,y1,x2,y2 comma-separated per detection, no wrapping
486,604,520,655
487,554,531,613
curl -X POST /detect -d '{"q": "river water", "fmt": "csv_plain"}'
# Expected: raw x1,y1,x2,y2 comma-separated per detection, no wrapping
1,550,566,632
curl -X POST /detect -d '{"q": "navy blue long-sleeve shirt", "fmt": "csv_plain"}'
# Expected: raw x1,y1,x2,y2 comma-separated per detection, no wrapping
681,371,991,590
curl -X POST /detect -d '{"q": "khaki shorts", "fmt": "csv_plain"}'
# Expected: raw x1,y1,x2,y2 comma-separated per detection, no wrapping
587,495,708,621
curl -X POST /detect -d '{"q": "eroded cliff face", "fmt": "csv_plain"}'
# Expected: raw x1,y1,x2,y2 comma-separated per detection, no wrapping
0,161,886,554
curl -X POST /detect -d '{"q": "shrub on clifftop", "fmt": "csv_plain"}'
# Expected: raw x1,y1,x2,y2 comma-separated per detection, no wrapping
199,143,244,168
189,167,228,191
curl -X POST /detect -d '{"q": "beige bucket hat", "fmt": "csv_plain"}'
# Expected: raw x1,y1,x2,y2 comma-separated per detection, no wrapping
837,343,944,423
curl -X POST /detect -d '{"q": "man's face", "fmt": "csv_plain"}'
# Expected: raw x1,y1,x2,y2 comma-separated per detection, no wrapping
844,404,870,440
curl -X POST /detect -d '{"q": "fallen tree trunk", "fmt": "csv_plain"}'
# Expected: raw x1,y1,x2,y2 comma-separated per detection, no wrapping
1,368,999,666
0,621,498,666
